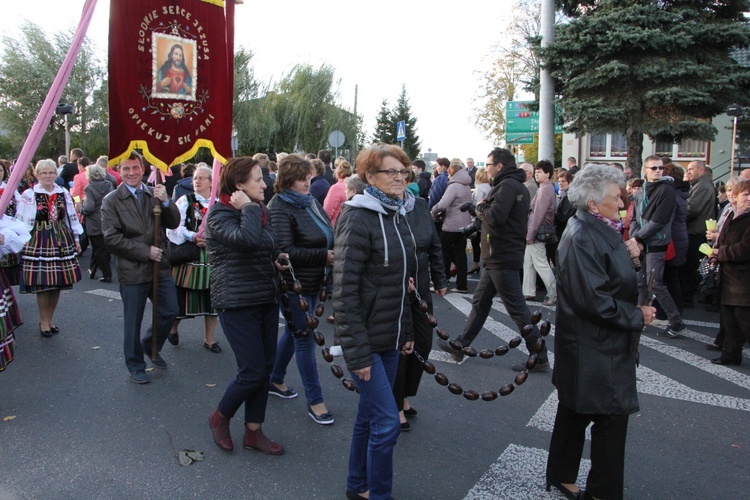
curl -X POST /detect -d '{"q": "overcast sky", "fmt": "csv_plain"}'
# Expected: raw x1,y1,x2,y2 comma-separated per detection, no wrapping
5,0,523,161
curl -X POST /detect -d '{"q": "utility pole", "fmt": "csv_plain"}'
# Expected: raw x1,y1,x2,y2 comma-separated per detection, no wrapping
538,0,556,163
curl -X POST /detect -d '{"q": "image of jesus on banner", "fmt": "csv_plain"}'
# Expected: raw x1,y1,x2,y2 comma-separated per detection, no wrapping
153,34,197,100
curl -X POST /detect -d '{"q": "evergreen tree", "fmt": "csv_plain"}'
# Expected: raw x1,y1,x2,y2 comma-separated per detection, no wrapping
541,0,750,171
391,85,421,160
372,99,394,144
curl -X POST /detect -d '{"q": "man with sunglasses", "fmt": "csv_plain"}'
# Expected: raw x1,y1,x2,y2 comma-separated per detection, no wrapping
629,155,686,338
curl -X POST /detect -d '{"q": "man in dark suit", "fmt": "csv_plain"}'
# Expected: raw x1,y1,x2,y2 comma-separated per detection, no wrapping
101,151,181,384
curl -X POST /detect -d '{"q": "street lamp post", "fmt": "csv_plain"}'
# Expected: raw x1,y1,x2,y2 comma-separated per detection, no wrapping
727,103,743,177
55,103,75,156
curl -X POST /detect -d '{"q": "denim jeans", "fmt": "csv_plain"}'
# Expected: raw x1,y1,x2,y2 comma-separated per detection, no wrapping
120,276,179,373
458,267,548,362
347,349,400,500
270,292,324,406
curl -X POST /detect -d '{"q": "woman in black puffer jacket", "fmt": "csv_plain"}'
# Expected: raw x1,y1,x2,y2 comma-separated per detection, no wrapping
267,154,335,425
205,157,289,456
333,144,416,500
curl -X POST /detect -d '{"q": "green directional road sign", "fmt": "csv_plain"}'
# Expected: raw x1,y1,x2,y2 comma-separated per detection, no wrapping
505,132,535,144
505,101,562,135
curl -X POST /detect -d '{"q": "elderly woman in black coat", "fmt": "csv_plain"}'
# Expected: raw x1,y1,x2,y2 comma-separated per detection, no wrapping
546,164,656,500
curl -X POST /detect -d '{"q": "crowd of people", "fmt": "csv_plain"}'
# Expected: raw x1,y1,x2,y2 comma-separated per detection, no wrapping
1,144,747,500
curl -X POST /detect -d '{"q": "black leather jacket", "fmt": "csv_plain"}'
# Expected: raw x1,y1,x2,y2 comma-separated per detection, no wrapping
553,210,644,415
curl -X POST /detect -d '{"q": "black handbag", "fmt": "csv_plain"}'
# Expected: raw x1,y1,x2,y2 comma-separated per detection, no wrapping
698,256,719,295
535,224,558,243
168,240,200,265
168,193,202,265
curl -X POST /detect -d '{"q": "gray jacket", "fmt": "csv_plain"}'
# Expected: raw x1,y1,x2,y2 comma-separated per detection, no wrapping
81,178,114,236
686,174,716,235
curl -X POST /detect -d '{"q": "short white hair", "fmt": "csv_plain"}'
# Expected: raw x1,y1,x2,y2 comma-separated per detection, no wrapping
567,164,625,211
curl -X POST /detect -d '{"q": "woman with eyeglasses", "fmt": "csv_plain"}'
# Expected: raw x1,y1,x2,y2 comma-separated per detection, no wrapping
16,159,83,337
166,164,220,352
628,155,686,338
333,144,416,500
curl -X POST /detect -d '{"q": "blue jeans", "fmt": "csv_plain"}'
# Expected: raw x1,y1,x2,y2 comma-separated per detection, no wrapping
270,292,324,406
218,305,278,423
347,349,400,500
120,276,179,373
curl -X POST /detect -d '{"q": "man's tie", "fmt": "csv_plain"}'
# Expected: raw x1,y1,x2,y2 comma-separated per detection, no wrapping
135,188,146,210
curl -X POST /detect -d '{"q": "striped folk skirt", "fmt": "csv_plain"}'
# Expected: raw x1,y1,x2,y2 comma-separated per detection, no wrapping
20,221,82,293
172,247,215,318
0,272,23,372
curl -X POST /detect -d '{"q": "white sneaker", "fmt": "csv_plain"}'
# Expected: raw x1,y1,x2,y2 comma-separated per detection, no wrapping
650,318,668,327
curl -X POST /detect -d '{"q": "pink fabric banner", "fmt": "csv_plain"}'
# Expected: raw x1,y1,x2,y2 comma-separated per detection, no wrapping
0,0,98,215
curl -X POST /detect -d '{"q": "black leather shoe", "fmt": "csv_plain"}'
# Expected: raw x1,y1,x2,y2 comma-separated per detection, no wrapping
40,325,53,338
99,277,112,283
167,332,179,346
400,421,410,432
711,357,741,366
513,361,550,372
546,479,582,500
437,339,464,362
346,491,368,500
204,342,222,353
706,343,723,351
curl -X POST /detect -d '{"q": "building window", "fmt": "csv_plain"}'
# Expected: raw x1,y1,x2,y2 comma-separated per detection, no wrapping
588,133,627,158
654,139,708,159
611,133,627,157
589,134,607,157
676,139,707,159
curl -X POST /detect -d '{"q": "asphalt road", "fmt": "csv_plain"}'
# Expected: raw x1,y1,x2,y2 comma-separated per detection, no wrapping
2,253,749,499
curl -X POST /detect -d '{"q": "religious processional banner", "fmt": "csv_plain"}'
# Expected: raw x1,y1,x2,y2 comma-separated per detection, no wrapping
108,0,235,171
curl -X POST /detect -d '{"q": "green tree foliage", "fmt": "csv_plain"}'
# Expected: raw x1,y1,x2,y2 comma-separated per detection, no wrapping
520,133,563,167
391,86,421,160
475,0,545,143
542,0,750,171
372,99,394,144
371,86,421,160
0,21,107,160
234,63,359,160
